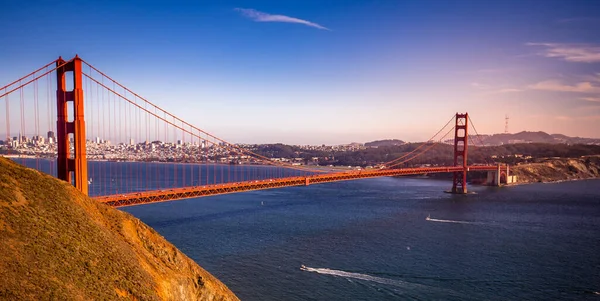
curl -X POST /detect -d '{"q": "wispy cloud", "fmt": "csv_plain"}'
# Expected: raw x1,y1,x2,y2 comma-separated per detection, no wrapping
235,8,330,30
470,82,489,89
528,80,600,93
579,114,600,120
494,88,522,93
478,68,503,73
471,82,522,95
531,113,600,121
581,96,600,102
527,43,600,63
581,73,600,83
555,115,572,121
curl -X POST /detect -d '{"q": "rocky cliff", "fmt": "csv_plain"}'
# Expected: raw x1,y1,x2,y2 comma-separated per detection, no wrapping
510,156,600,184
0,157,239,301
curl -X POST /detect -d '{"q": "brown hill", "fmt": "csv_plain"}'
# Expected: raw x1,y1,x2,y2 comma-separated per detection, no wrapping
471,131,600,146
511,156,600,183
0,157,239,301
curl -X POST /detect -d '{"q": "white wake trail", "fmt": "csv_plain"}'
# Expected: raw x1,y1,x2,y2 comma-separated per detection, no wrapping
301,266,485,300
301,266,454,295
426,217,478,224
303,267,411,287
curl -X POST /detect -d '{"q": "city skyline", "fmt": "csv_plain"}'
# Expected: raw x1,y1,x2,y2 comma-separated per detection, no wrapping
1,1,600,144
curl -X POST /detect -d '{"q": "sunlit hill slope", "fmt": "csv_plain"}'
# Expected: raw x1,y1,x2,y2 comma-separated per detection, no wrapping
0,157,239,300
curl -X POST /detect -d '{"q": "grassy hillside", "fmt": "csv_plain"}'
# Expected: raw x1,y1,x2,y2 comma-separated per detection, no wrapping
511,156,600,183
0,157,239,300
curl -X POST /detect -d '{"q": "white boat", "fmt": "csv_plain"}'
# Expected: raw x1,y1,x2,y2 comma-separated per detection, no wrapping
300,265,308,271
426,214,431,221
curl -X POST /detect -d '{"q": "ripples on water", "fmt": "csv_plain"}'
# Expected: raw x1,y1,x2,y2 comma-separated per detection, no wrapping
121,175,600,301
15,159,600,300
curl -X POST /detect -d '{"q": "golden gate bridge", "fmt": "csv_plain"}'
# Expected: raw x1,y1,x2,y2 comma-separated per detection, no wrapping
0,56,508,207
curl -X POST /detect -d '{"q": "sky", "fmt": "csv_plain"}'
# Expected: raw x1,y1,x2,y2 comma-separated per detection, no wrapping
1,0,600,144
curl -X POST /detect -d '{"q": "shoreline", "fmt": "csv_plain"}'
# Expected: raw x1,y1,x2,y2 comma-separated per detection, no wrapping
5,155,600,187
505,177,600,186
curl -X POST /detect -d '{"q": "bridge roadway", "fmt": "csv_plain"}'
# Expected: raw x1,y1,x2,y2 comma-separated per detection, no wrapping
94,165,499,207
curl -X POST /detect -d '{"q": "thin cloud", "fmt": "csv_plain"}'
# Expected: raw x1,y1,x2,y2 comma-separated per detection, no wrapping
235,8,330,30
494,88,522,93
555,115,572,121
527,43,600,63
580,114,600,120
470,82,489,89
581,73,600,83
529,80,600,93
475,68,508,74
475,86,522,95
582,96,600,102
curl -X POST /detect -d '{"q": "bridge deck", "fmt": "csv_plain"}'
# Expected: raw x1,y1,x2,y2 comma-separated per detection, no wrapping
93,165,499,207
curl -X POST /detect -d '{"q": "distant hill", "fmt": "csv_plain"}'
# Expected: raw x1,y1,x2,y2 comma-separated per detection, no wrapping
365,139,405,147
469,131,600,146
0,157,239,300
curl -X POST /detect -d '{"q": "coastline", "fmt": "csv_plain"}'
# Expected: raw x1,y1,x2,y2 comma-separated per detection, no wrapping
509,156,600,185
504,176,600,187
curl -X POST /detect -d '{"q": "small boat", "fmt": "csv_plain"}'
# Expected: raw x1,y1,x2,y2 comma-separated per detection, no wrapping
300,265,308,271
426,214,431,221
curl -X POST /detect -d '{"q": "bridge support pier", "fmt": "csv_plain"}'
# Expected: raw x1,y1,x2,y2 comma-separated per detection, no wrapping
56,56,88,195
486,164,512,186
451,113,469,194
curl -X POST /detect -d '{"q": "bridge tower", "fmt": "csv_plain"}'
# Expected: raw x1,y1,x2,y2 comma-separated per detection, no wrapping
452,113,468,194
56,56,88,195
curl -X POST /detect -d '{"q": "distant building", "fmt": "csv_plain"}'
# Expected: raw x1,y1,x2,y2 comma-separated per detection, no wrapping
47,131,55,139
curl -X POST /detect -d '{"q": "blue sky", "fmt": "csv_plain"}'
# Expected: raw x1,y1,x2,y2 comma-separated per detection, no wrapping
1,0,600,144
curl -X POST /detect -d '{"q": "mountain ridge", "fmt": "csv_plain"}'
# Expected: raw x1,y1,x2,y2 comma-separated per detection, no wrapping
366,131,600,146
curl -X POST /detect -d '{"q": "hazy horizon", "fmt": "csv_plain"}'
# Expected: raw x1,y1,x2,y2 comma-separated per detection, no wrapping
2,128,597,146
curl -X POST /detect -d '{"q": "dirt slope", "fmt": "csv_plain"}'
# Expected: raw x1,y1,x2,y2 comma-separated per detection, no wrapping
511,156,600,184
0,157,239,301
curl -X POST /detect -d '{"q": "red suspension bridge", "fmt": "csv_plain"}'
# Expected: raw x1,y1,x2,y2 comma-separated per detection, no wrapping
0,56,507,207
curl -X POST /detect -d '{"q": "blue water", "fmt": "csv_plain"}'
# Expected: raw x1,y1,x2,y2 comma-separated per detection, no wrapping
15,159,600,300
12,158,307,196
122,176,600,300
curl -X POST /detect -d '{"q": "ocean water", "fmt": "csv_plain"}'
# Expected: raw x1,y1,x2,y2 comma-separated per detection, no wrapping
122,176,600,300
14,159,600,300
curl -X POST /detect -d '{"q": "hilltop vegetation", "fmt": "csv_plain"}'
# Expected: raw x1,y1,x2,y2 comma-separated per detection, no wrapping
364,139,405,147
511,156,600,183
253,142,600,167
0,157,239,300
471,131,600,146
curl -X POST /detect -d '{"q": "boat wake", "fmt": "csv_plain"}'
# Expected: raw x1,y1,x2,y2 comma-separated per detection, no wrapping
300,266,474,298
426,215,480,225
301,266,428,289
427,218,476,224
